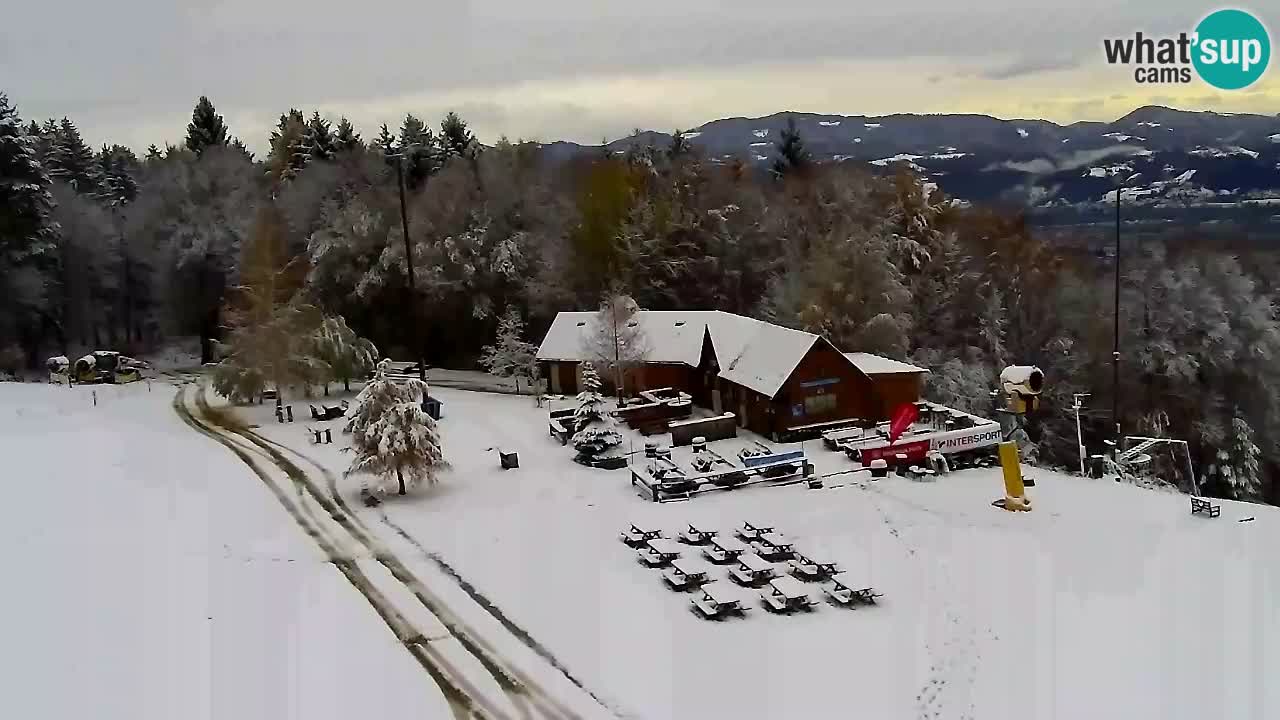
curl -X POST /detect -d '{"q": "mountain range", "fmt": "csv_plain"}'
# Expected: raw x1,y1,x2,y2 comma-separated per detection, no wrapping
540,106,1280,221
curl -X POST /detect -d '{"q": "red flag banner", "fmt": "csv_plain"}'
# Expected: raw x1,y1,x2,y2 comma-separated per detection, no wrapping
888,403,919,444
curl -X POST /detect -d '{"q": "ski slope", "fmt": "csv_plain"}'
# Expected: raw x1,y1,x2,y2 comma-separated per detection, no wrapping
0,381,450,720
252,384,1280,720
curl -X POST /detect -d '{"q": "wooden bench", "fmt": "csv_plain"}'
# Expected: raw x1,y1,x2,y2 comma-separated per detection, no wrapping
1191,497,1221,518
548,409,575,445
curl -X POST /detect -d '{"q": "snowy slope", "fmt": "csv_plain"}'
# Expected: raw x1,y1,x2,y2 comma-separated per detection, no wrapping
0,382,450,720
251,386,1280,720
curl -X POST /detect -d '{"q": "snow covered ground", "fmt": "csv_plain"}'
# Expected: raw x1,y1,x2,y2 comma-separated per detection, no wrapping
9,377,1276,720
248,385,1280,720
0,380,450,720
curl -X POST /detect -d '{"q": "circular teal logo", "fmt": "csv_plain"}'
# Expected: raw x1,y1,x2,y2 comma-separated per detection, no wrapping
1193,9,1271,90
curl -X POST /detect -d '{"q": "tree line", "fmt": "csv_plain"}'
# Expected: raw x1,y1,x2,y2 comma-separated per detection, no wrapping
1,93,1276,503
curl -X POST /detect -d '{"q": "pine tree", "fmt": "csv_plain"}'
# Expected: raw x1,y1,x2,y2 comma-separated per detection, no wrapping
95,144,138,206
771,118,811,180
399,113,441,188
1203,415,1263,501
145,144,162,161
479,306,538,393
311,315,378,392
334,117,362,152
49,118,100,194
33,119,57,165
185,96,230,155
375,123,397,163
345,360,447,495
440,111,475,159
305,112,336,162
0,93,59,268
573,364,608,430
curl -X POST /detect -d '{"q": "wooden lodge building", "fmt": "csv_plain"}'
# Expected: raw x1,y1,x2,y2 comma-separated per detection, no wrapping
536,310,928,440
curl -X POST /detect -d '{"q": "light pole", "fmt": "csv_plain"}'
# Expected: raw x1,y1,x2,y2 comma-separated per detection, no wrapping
390,152,426,383
1112,175,1127,444
1073,393,1091,475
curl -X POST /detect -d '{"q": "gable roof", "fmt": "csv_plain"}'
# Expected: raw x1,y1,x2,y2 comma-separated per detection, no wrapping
537,309,920,397
843,353,929,375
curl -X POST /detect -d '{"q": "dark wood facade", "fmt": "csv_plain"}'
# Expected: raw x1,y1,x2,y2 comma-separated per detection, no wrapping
542,333,924,440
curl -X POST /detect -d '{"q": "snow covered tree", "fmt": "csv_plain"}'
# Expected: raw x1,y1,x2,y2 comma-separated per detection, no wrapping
1202,415,1264,501
374,123,397,163
573,363,608,429
572,425,623,458
440,111,476,159
345,360,447,495
311,314,378,392
184,96,230,156
399,113,441,189
582,291,649,401
95,144,138,207
772,118,811,180
305,112,336,162
479,306,538,393
49,118,100,194
334,117,362,152
266,110,309,184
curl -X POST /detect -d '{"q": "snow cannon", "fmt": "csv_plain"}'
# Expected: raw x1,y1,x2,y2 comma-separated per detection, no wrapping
1000,365,1044,414
47,356,71,385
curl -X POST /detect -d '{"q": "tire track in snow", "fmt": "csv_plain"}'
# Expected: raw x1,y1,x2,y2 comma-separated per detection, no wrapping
173,385,495,720
194,385,601,720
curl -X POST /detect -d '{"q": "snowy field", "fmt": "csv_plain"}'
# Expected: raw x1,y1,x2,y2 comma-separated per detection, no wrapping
0,380,451,720
6,378,1278,720
248,384,1280,720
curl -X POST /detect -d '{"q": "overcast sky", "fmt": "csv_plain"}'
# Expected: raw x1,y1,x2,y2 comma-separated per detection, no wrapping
2,1,1275,152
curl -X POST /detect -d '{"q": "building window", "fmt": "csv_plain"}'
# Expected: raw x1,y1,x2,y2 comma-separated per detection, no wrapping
803,392,837,416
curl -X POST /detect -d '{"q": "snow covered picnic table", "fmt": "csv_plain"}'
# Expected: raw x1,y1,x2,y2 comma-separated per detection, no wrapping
637,538,685,567
619,523,663,547
761,576,817,613
736,521,775,542
751,532,796,561
788,552,840,581
691,581,748,620
823,575,882,607
663,558,711,591
729,552,777,587
679,523,718,544
702,535,748,564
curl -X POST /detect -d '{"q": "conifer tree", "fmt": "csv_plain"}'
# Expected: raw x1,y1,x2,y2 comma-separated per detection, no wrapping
479,306,538,393
185,96,230,155
305,111,336,161
334,117,362,152
0,93,59,267
345,359,447,495
771,118,811,180
440,111,476,159
95,144,138,206
399,113,440,188
49,118,100,194
266,110,309,184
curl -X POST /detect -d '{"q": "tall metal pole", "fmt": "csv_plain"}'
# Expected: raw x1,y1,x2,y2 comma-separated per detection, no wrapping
1113,180,1122,442
395,158,426,383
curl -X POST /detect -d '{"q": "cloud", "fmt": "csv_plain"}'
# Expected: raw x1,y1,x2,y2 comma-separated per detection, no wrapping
979,54,1080,80
987,145,1146,175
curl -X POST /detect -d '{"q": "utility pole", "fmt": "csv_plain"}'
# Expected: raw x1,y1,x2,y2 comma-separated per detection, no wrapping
393,155,426,383
1113,178,1123,443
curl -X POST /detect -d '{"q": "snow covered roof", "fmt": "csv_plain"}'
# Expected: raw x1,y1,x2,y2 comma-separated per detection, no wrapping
538,310,822,397
843,353,928,375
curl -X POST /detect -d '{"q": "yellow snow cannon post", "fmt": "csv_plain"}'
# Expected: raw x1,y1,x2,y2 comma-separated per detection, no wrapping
994,441,1032,512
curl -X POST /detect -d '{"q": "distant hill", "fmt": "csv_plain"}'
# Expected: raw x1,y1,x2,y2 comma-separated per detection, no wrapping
539,106,1280,219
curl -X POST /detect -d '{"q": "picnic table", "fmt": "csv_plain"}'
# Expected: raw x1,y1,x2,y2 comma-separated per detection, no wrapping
736,521,775,542
728,552,777,587
752,532,796,561
823,575,882,607
663,558,711,591
1191,497,1221,518
619,524,664,547
691,581,748,620
637,538,684,567
760,575,817,613
679,523,718,545
788,552,840,581
702,535,748,564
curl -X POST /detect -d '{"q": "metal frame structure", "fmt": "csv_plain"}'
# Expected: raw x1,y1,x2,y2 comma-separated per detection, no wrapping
1120,435,1198,496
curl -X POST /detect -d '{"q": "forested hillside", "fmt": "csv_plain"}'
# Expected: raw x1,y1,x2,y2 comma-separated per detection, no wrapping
2,93,1277,504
